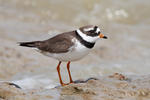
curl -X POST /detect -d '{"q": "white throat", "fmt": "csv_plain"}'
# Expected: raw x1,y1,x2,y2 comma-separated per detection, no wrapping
76,29,99,43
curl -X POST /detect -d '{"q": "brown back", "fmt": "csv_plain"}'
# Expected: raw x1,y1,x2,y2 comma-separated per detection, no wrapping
38,31,75,53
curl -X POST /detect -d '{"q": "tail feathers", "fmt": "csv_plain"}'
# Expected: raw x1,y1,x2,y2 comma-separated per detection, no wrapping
19,41,41,48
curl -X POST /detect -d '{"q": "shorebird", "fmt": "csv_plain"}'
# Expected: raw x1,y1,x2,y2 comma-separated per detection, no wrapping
19,25,107,86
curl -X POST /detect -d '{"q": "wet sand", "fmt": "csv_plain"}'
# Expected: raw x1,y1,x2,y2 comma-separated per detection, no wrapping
1,74,150,100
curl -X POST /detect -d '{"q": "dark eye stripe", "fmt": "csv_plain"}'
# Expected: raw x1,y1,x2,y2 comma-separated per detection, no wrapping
86,26,99,37
87,32,99,37
89,30,95,33
89,26,98,33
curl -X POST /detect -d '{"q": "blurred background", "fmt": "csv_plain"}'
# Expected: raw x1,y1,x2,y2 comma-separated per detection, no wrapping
0,0,150,89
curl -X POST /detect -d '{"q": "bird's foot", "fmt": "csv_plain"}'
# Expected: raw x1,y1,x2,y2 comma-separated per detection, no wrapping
61,81,74,86
61,83,69,86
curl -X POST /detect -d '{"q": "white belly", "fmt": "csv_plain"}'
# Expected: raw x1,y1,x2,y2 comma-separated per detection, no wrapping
40,38,91,62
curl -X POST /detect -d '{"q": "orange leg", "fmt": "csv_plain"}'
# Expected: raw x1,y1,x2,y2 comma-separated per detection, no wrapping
56,61,67,86
67,61,73,83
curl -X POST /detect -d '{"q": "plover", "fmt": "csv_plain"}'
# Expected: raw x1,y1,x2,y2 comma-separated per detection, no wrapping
19,25,107,86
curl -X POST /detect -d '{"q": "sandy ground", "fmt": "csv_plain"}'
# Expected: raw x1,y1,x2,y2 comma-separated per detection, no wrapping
1,73,150,100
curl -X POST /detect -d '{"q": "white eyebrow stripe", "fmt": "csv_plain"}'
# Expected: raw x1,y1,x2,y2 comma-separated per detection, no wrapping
76,29,98,43
83,27,94,32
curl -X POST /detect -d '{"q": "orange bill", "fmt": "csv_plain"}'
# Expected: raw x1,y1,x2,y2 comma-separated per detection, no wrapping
99,33,108,39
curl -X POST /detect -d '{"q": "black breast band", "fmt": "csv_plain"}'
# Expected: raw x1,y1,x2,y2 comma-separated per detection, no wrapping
75,31,95,49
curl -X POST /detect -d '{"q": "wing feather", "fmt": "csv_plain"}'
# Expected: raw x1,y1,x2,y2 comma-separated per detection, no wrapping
38,32,75,53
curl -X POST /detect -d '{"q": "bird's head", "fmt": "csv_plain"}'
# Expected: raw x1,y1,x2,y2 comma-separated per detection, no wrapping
77,25,108,43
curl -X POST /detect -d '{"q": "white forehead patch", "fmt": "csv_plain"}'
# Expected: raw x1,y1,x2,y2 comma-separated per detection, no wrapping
96,27,101,33
83,27,94,32
76,29,99,43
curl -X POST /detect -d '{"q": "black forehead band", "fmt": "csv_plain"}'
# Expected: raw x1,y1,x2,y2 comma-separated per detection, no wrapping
84,26,100,37
94,26,98,31
88,26,99,33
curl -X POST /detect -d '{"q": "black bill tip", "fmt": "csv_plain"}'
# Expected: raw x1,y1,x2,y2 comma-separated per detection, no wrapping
103,36,108,39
